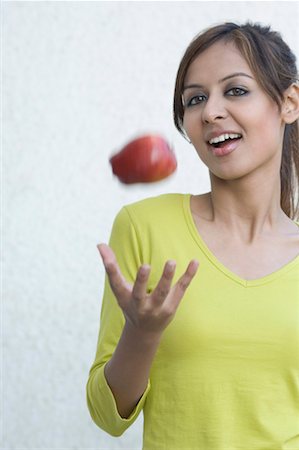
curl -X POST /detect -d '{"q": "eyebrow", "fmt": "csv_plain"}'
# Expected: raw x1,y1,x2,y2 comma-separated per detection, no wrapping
182,72,254,92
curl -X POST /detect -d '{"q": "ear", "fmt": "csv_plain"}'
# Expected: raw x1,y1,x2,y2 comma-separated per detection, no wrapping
281,83,299,124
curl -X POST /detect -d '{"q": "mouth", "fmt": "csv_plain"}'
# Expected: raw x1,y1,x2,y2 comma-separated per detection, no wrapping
207,133,242,157
208,133,242,147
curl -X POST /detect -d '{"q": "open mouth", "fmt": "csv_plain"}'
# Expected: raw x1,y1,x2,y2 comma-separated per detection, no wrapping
208,133,242,148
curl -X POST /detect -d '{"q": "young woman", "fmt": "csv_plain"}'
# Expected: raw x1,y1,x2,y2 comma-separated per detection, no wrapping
87,22,299,449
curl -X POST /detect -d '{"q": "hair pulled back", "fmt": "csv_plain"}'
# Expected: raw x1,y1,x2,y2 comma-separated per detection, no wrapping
173,22,299,220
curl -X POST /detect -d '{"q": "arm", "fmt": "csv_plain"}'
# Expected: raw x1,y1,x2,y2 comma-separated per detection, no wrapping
103,320,161,419
98,243,199,419
86,206,199,435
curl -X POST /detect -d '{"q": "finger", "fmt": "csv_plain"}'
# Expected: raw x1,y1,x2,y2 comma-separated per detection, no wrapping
131,264,151,301
151,260,177,304
97,243,115,264
166,259,199,309
97,243,131,302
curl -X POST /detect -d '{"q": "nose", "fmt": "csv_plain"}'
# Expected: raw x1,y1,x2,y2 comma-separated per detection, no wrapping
202,95,227,124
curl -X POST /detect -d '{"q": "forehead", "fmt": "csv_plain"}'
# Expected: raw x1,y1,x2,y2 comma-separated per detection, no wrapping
184,40,253,85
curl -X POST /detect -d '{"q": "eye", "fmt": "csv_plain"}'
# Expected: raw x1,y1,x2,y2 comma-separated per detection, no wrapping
185,94,207,107
226,87,248,97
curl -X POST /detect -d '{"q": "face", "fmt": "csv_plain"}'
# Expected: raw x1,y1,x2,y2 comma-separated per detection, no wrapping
182,40,285,181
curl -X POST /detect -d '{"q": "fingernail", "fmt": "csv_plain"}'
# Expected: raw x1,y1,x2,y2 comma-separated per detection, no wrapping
192,260,200,270
167,260,176,269
140,264,150,274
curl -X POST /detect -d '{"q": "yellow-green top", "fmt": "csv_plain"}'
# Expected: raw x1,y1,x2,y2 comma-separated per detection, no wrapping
87,193,299,450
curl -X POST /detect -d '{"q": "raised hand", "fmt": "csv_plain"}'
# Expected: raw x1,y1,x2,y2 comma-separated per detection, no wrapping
97,243,199,336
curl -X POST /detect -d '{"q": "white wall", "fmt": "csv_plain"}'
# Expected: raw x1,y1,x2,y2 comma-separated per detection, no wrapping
3,1,299,449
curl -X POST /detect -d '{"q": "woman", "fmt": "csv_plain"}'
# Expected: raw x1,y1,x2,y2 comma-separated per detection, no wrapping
87,22,299,449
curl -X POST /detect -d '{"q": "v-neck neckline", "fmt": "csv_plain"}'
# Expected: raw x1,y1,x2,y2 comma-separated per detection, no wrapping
182,193,299,287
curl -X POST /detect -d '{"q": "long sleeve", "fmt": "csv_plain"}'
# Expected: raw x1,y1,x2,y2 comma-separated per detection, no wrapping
86,206,151,436
87,194,299,448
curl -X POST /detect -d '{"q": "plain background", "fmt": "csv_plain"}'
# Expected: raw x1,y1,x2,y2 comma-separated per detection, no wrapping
2,1,299,449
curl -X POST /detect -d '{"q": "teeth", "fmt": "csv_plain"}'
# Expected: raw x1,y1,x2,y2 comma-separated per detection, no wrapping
209,133,241,145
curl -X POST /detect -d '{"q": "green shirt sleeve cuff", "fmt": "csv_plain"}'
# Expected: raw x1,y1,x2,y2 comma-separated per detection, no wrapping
88,363,151,437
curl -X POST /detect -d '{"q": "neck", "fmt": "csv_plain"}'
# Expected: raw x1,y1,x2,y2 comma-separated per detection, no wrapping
208,169,288,244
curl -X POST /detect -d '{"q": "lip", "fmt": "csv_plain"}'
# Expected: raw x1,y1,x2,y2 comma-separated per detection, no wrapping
205,129,242,143
208,137,242,157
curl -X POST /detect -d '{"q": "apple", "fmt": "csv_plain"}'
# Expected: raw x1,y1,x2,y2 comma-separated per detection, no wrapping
109,134,177,184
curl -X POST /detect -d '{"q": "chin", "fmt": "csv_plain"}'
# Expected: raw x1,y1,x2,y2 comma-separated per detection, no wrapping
209,167,252,182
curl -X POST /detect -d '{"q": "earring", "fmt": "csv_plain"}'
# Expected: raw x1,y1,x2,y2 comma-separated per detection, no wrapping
182,128,192,143
184,134,191,144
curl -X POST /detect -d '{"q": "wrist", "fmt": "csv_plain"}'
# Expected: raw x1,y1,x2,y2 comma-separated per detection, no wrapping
123,320,163,347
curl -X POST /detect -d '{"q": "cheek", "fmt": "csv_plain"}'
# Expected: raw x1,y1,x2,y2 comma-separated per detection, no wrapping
182,114,191,136
247,111,282,148
246,97,281,135
183,112,203,141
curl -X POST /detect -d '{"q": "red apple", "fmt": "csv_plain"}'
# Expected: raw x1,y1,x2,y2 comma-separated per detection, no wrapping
109,134,177,184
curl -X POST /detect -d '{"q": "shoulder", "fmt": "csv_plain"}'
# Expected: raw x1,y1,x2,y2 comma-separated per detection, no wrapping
111,193,190,238
123,193,188,220
109,193,190,262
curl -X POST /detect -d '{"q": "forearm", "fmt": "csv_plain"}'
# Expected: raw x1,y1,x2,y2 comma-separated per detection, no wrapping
104,322,162,418
98,243,198,419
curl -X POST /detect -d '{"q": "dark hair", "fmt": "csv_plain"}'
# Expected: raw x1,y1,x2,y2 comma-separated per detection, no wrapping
173,22,299,220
